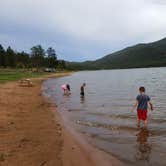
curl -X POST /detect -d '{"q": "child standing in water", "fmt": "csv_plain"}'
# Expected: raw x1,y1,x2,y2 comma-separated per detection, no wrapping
80,83,86,97
61,84,71,95
131,87,153,127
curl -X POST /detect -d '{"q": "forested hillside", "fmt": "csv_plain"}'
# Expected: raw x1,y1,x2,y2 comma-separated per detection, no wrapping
66,38,166,70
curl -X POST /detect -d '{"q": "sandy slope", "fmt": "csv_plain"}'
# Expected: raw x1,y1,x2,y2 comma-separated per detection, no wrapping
0,78,63,166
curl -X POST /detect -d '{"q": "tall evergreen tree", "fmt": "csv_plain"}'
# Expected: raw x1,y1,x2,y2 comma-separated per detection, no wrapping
0,44,6,67
46,47,58,68
31,45,45,68
6,46,16,67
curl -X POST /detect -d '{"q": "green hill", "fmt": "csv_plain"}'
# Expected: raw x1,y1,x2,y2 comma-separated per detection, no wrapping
66,37,166,70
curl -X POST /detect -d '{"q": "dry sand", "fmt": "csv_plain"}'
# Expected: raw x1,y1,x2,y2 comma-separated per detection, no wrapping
0,73,123,166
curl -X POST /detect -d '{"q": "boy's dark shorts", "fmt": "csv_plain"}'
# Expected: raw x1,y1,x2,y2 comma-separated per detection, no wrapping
80,92,84,96
137,110,147,121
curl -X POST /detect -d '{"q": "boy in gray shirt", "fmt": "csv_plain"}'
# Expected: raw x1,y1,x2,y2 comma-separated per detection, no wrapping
131,87,153,127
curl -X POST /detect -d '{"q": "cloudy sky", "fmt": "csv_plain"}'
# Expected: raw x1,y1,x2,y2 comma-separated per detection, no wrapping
1,0,166,61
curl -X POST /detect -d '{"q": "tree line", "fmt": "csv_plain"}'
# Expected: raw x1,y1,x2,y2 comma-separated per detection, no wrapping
0,44,66,70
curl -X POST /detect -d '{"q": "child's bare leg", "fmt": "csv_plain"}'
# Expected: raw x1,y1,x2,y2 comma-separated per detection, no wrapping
144,120,148,127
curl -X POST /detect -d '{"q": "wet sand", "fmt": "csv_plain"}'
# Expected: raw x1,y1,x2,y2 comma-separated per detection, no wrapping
0,73,123,166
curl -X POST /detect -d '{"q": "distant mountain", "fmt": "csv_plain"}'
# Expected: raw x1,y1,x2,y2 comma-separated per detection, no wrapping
66,37,166,70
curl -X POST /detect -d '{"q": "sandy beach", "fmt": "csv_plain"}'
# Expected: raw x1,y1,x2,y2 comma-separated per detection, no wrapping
0,73,123,166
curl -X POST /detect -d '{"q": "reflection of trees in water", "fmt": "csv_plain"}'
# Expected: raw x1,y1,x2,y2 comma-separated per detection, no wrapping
135,127,152,162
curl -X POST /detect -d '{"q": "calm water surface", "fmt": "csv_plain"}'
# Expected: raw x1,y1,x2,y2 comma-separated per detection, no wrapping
43,68,166,166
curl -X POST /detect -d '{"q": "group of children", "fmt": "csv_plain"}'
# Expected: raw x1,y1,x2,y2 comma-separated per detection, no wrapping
61,84,154,128
61,83,86,97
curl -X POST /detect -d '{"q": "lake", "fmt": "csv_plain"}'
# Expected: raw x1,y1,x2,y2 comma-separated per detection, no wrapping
43,67,166,166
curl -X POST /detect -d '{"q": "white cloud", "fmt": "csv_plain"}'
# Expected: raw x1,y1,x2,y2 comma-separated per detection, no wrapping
1,0,166,60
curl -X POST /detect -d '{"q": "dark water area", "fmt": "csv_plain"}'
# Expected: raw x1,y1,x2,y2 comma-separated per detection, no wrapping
43,68,166,166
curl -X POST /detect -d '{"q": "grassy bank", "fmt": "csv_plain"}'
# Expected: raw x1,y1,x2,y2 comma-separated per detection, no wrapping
0,69,72,83
0,69,46,83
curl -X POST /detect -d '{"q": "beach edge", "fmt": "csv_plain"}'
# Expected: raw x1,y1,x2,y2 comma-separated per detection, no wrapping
44,73,124,166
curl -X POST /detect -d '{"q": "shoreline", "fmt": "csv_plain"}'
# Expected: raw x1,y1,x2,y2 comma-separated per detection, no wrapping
57,109,124,166
0,72,123,166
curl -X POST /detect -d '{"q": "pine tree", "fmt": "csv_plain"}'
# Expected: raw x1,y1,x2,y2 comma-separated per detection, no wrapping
0,44,6,67
46,47,58,68
31,45,45,68
6,46,16,67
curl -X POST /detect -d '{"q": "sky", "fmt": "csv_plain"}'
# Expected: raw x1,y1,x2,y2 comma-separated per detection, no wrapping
1,0,166,61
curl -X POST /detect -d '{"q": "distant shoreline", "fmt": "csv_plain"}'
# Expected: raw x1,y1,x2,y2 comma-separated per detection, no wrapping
66,65,166,71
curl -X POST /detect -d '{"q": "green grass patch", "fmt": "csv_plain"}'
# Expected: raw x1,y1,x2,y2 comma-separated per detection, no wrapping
0,69,46,83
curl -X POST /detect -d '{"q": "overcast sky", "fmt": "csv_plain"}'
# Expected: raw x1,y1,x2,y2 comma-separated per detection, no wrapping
1,0,166,61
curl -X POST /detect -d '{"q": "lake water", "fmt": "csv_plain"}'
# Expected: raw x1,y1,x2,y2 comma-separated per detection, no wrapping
43,68,166,166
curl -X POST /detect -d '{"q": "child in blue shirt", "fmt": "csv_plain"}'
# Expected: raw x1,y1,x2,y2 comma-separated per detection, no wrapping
131,87,153,127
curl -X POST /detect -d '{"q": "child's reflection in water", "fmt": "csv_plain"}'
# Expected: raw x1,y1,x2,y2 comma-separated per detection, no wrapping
135,127,152,162
80,96,85,104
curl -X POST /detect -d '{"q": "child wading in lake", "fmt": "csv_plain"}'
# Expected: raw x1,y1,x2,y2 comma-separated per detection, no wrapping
80,83,86,97
61,84,71,95
131,87,153,127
